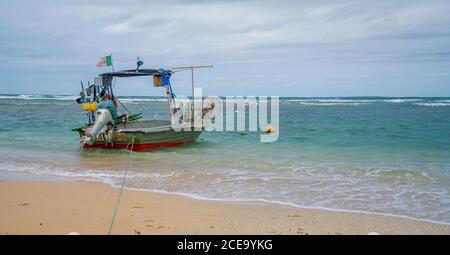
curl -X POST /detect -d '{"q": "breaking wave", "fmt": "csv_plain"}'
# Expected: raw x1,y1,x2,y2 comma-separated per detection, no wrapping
0,94,78,100
297,102,369,106
414,103,450,107
0,94,169,103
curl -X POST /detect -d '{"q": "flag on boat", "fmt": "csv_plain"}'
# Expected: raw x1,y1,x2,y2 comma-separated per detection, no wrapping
136,56,144,71
96,55,112,67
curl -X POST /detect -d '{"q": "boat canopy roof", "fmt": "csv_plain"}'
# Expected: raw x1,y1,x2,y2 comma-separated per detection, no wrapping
100,69,172,78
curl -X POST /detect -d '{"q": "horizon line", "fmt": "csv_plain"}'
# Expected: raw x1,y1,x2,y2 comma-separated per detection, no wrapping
0,93,450,98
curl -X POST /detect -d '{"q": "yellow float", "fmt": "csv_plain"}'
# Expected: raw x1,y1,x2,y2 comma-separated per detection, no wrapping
81,102,96,112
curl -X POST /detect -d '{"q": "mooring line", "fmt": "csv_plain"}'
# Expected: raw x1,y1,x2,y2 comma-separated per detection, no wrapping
107,168,128,235
107,137,135,235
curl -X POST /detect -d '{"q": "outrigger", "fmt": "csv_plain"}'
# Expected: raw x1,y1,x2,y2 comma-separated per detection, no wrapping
72,66,215,152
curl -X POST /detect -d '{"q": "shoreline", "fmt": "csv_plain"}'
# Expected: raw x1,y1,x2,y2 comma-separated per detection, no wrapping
2,170,449,227
0,179,449,235
121,187,450,227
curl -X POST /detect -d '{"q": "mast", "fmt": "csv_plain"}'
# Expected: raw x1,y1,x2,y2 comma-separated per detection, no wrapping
110,53,115,73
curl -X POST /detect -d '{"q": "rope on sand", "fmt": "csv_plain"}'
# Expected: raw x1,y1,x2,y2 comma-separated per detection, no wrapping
107,168,128,235
107,136,135,235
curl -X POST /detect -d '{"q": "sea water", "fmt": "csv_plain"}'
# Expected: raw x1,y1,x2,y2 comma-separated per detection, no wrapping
0,94,449,224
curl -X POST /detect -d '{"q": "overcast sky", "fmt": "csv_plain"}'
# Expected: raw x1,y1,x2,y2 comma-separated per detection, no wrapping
1,0,449,96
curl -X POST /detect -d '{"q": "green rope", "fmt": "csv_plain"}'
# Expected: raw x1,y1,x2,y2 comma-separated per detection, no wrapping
108,136,136,235
107,168,128,235
107,136,135,235
125,136,136,151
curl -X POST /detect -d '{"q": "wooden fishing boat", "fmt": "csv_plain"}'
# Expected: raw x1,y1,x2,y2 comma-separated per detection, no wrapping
80,120,203,152
72,66,213,152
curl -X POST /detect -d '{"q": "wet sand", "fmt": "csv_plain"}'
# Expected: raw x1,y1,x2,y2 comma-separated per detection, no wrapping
0,180,449,235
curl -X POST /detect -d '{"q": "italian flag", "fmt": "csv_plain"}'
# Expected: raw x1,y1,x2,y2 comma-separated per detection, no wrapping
96,55,112,67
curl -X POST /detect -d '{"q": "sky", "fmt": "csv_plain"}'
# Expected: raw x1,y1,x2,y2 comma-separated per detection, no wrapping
0,0,449,97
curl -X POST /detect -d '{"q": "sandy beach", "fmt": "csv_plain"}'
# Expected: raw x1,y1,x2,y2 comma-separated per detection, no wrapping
0,179,448,235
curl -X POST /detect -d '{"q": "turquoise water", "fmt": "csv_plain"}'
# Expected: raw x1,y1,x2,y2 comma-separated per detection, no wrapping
0,94,449,224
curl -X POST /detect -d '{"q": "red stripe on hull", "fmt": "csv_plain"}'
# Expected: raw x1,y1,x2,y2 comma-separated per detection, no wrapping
83,141,187,152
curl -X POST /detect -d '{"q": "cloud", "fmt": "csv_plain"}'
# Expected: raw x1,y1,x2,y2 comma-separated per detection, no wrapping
0,0,449,96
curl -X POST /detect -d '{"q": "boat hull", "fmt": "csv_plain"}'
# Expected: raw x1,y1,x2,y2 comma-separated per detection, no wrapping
83,140,193,151
80,120,202,152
